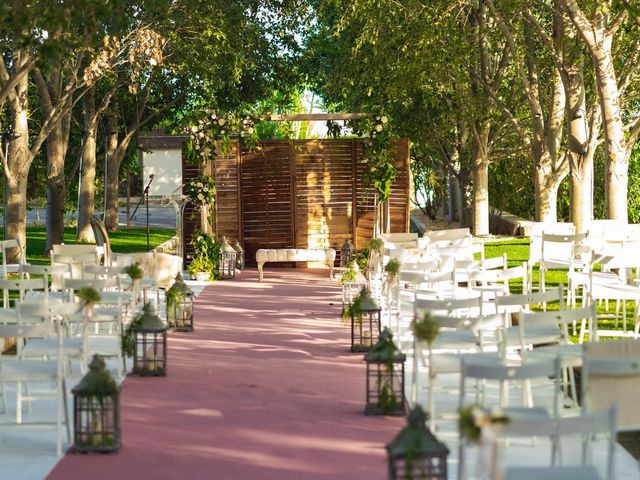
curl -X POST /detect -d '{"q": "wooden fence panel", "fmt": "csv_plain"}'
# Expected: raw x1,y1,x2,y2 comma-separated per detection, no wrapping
182,138,411,269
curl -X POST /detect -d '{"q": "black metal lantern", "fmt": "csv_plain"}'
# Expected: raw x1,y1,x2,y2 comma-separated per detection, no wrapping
350,287,381,352
386,406,449,479
218,236,237,279
340,238,356,268
133,303,168,376
234,240,245,271
72,355,121,453
365,328,406,416
166,273,194,332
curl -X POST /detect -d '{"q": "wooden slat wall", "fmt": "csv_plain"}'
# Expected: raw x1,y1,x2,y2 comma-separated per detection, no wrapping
181,146,201,266
214,143,241,244
181,138,410,268
389,139,411,234
241,143,295,266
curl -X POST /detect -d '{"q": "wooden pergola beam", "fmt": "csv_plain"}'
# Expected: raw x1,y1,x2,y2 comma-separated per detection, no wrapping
265,113,369,122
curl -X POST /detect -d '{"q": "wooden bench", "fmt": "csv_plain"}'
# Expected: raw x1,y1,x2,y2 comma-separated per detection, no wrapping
255,248,336,281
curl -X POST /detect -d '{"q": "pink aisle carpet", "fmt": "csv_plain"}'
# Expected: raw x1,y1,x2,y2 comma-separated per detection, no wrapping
47,268,404,479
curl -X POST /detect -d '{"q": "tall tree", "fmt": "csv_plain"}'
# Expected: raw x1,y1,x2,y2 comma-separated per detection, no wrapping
558,0,640,220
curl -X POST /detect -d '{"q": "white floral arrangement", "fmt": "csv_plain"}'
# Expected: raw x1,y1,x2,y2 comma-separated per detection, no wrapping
185,175,216,208
371,115,388,137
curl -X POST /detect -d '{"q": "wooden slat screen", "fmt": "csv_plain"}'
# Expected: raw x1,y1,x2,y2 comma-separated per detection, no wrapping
182,138,410,268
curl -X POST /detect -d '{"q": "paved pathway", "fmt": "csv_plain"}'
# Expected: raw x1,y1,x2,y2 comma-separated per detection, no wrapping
47,268,403,479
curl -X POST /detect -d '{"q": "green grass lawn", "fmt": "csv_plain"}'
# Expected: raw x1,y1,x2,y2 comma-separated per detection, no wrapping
485,237,637,340
11,226,176,264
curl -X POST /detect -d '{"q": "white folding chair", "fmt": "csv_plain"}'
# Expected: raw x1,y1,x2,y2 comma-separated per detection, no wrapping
503,405,617,480
582,340,640,432
539,233,588,295
0,238,28,278
0,321,70,456
458,356,562,480
528,223,575,291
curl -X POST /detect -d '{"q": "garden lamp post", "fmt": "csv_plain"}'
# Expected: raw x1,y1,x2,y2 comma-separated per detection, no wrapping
365,328,406,416
340,238,356,268
234,240,245,271
133,303,168,376
72,355,121,453
166,273,194,332
218,236,237,279
350,287,381,352
386,406,449,479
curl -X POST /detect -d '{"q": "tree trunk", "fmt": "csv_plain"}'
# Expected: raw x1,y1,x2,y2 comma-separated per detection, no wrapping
534,157,564,223
569,152,593,232
45,112,70,251
593,46,628,220
560,0,628,221
5,75,31,262
472,123,490,235
77,88,98,243
104,113,120,231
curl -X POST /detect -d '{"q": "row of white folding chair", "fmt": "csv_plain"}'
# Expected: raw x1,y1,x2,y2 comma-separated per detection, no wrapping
0,300,86,456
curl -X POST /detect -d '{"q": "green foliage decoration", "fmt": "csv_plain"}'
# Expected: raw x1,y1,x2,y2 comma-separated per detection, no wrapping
412,312,440,346
384,258,401,280
353,247,369,272
349,114,397,203
76,287,101,305
185,175,216,210
124,263,144,281
183,109,261,165
459,406,509,444
340,261,358,284
187,232,221,279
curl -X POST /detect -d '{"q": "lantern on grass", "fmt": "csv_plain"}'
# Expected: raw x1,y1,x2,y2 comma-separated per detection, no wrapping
133,303,167,376
234,240,245,271
349,287,381,352
166,273,194,332
218,236,237,279
386,406,449,480
72,355,121,453
340,238,356,268
365,328,406,416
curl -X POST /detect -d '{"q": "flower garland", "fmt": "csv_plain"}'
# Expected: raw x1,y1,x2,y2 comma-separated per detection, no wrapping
348,113,397,203
184,109,260,164
185,175,216,208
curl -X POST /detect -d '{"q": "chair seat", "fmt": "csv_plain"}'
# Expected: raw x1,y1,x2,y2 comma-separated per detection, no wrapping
21,337,84,358
504,465,601,480
0,359,59,381
432,330,479,350
502,326,561,348
87,337,120,357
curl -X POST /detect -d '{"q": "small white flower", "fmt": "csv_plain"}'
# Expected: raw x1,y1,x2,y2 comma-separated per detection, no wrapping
197,193,204,200
375,124,383,132
218,118,226,126
197,182,203,188
190,125,198,133
198,132,205,138
220,130,225,135
194,144,200,150
247,127,254,134
203,187,209,192
376,116,381,121
381,116,388,123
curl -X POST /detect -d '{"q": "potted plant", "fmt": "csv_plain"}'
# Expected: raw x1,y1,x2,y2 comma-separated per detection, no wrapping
187,254,214,281
187,232,221,281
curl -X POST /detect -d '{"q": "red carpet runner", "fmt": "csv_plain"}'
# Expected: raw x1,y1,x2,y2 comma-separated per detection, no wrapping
47,268,404,479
